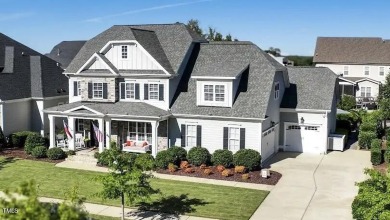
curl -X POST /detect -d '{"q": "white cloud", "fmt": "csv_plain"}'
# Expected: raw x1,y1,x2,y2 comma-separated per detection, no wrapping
0,12,34,22
84,0,213,22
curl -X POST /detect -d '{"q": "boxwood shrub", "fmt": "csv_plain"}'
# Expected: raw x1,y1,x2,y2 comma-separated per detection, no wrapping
24,132,46,154
10,131,35,148
211,149,233,167
166,146,187,165
371,148,382,165
370,139,382,150
47,148,66,160
358,131,377,149
233,149,261,171
31,146,47,158
155,150,175,169
187,146,211,166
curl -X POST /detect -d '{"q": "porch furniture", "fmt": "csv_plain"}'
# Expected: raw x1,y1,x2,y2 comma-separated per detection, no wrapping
75,133,85,149
56,134,68,148
122,140,151,153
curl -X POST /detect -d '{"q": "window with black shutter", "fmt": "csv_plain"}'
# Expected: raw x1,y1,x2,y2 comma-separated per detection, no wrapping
144,84,149,100
159,84,164,101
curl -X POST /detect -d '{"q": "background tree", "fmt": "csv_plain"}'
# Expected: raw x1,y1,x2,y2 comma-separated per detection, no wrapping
186,19,203,36
378,74,390,132
286,55,313,66
214,32,223,41
185,19,237,41
224,34,232,41
265,47,282,56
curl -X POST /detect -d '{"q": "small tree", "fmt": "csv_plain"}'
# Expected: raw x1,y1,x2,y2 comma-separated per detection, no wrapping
337,94,356,111
96,146,157,220
379,74,390,133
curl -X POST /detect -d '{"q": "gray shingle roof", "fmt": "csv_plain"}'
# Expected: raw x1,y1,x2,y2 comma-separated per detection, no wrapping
0,33,68,100
281,67,338,110
171,42,287,119
313,37,390,64
65,23,206,75
45,41,86,69
44,101,170,117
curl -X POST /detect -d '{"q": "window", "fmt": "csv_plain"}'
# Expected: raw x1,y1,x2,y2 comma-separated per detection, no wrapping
380,67,385,76
93,82,103,99
343,66,349,75
186,125,197,147
149,84,159,100
360,87,371,97
364,66,370,75
77,81,81,96
228,127,240,151
305,126,318,131
125,83,135,99
121,46,128,59
126,122,152,142
129,122,137,140
288,125,301,130
274,82,280,99
203,84,225,102
77,119,84,132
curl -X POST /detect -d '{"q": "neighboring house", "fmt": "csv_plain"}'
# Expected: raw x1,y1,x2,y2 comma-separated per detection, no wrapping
314,37,390,100
0,33,68,136
45,41,86,69
43,23,337,161
268,53,294,66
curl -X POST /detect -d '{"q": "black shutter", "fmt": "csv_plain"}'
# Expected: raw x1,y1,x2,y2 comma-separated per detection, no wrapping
73,81,78,96
144,84,149,100
223,127,228,150
88,82,92,98
120,83,125,99
196,125,202,147
75,119,79,132
103,83,108,99
135,83,140,100
240,128,245,149
159,84,164,101
181,124,186,147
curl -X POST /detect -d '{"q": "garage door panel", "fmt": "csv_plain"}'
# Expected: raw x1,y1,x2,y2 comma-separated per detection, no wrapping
285,124,321,153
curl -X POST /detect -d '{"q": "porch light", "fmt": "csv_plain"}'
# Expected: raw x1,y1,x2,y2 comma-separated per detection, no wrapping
300,117,305,124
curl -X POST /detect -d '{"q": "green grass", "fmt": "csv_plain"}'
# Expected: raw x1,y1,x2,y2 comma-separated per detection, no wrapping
89,214,120,220
0,157,268,220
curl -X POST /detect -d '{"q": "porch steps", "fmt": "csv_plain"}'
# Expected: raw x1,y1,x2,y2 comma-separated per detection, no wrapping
65,149,98,165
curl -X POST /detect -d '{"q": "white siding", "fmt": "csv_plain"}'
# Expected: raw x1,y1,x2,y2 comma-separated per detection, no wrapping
169,117,262,154
356,80,380,98
89,58,107,69
196,80,233,107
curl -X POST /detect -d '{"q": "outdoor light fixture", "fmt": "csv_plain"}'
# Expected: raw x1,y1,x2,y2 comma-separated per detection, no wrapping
300,117,305,124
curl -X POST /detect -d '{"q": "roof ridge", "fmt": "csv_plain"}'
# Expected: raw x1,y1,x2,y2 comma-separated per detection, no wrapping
114,22,184,27
201,41,254,45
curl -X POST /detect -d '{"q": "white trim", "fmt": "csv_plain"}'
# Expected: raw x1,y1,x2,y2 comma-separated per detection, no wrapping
0,103,3,130
64,105,104,115
338,77,356,85
185,124,197,148
280,108,331,113
227,126,240,151
191,76,237,80
339,81,356,85
120,82,137,101
148,83,160,100
76,53,118,75
274,82,280,100
110,117,159,123
92,82,104,99
283,122,322,151
172,114,265,122
355,78,381,85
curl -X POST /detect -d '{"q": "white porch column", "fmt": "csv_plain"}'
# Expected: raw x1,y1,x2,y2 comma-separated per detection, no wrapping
98,118,104,153
48,115,55,148
105,119,111,149
151,121,158,157
68,117,76,151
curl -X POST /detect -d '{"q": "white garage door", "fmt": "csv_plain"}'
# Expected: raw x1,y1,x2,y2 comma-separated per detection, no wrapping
285,124,322,153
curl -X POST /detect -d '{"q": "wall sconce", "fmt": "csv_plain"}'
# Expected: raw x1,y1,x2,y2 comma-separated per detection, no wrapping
300,117,305,124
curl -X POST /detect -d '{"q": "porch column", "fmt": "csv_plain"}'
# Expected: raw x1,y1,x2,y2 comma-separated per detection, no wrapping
68,117,76,151
48,115,55,148
151,121,158,157
98,118,104,153
105,119,111,149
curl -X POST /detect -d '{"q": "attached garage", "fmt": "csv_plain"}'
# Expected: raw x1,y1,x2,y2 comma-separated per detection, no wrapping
284,123,323,153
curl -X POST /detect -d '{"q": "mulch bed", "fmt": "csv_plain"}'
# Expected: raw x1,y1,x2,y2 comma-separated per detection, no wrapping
0,148,65,164
157,166,282,185
374,162,388,174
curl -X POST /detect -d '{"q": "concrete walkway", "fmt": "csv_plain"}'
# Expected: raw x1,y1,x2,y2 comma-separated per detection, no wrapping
250,149,371,220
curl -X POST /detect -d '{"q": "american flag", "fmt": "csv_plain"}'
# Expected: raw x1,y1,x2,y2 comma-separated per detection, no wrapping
92,122,104,143
63,120,73,139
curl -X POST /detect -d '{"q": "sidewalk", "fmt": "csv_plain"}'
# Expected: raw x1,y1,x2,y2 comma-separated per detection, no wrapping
38,197,215,220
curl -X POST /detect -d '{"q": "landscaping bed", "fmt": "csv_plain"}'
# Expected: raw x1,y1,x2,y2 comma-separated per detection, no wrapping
157,166,281,185
0,148,65,164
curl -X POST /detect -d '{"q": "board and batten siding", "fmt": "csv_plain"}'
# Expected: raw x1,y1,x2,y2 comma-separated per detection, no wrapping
168,117,262,154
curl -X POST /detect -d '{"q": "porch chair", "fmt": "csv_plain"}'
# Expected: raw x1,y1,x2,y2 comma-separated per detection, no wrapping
56,134,68,149
75,133,85,149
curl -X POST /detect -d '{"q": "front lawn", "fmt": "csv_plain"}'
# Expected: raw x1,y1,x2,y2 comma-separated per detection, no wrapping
0,157,268,220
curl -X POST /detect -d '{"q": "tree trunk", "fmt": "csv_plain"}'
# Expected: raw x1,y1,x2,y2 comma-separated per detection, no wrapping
121,192,125,220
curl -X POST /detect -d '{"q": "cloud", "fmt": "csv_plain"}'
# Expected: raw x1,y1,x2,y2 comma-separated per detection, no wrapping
0,12,34,22
84,0,213,22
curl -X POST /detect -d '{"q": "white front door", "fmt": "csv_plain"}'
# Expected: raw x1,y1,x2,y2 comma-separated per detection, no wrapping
285,124,322,153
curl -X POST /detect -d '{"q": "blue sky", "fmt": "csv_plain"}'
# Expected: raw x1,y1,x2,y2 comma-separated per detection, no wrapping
1,0,389,55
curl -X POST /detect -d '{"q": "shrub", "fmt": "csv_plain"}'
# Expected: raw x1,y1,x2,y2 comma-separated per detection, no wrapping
167,146,187,165
187,147,211,166
31,146,47,158
233,149,261,171
217,165,225,172
47,148,66,160
10,131,35,148
203,168,213,175
242,174,250,180
371,148,382,165
360,122,377,133
24,133,46,155
385,150,390,164
168,163,177,172
184,167,195,173
97,150,110,166
234,166,247,174
212,149,233,167
93,152,100,159
134,153,155,171
180,161,190,169
155,150,175,169
67,150,76,156
337,95,356,111
221,169,232,177
121,152,138,168
358,131,377,149
371,139,382,150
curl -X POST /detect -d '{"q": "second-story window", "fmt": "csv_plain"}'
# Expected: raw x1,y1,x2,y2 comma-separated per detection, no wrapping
149,84,159,100
73,81,81,97
93,82,103,99
380,67,385,76
274,82,280,100
364,66,370,75
126,83,135,99
121,46,128,59
343,66,349,75
203,84,225,102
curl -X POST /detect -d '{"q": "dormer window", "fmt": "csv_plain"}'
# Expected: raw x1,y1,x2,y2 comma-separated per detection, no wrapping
196,80,231,107
274,82,280,100
203,84,225,102
121,46,128,59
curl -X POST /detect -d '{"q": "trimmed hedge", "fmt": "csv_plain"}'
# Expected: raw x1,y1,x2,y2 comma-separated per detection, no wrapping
155,150,175,169
9,131,35,148
371,139,382,150
233,149,261,171
31,146,47,158
187,146,211,166
358,131,377,149
166,146,187,165
24,133,46,155
47,148,66,160
371,148,382,165
211,149,233,167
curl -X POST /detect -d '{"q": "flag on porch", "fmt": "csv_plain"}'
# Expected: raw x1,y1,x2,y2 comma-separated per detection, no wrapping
92,122,104,143
63,120,73,139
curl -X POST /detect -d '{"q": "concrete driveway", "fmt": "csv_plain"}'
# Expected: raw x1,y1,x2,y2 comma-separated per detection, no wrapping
250,149,371,220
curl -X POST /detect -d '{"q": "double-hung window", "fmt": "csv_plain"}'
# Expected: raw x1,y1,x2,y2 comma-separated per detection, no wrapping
127,122,152,143
228,127,240,151
149,84,159,100
186,124,197,148
360,87,371,97
380,67,385,76
274,82,280,100
77,119,84,132
93,82,103,99
204,85,214,101
203,84,225,102
121,46,128,59
125,83,135,99
364,66,370,75
343,66,349,75
77,81,81,96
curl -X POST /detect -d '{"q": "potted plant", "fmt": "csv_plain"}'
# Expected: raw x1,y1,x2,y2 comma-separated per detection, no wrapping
84,138,91,148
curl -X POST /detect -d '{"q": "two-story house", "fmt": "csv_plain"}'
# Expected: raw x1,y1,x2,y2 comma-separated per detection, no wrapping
314,37,390,101
44,23,338,162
